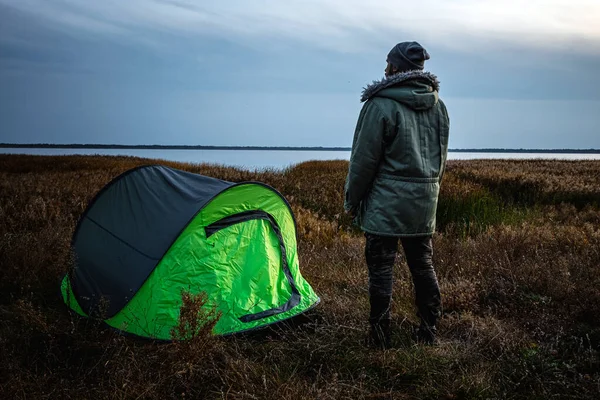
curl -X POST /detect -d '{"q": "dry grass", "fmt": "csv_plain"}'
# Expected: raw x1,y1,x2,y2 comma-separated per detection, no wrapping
447,159,600,208
1,154,599,399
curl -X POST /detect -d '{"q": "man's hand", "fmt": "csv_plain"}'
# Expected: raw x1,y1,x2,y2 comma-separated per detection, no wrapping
344,206,358,218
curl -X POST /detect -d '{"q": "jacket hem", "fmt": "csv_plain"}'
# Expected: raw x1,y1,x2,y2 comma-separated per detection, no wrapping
361,226,434,238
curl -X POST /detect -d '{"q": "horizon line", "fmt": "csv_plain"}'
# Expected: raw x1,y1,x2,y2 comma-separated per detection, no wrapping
1,143,600,153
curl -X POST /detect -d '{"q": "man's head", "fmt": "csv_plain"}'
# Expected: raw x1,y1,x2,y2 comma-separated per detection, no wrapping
385,41,430,77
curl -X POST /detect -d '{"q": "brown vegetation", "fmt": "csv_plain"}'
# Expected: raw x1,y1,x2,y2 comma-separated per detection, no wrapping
1,155,599,399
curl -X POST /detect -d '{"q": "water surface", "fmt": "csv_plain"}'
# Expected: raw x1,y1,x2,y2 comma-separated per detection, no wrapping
1,148,599,170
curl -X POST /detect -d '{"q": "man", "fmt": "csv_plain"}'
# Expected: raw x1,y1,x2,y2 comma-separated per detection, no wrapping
344,41,450,348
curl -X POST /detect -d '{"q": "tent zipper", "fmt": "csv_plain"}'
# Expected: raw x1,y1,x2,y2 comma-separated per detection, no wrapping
204,210,302,323
204,210,272,238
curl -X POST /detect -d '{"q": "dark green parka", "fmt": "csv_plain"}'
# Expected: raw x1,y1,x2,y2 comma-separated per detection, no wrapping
344,70,450,237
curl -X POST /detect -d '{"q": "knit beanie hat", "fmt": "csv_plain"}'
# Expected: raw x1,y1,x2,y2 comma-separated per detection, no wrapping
386,41,430,72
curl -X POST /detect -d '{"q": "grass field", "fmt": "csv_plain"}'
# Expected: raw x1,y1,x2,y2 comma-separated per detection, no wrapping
1,155,599,399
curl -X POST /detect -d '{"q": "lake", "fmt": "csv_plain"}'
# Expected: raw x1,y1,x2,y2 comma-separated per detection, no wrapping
1,148,599,170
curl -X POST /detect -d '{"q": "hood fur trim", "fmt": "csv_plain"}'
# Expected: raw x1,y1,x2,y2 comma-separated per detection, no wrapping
360,70,440,102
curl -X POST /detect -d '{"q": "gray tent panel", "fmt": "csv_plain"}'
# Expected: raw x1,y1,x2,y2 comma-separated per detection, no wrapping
70,165,234,318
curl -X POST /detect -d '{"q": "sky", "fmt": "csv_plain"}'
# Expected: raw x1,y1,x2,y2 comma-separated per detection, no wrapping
0,0,599,148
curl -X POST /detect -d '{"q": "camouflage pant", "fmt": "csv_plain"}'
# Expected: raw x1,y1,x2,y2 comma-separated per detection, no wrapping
365,233,441,327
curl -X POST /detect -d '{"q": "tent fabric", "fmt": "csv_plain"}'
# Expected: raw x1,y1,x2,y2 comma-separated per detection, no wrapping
62,165,319,339
71,165,234,318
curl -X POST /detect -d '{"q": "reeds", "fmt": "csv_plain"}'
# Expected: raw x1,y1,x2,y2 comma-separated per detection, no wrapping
1,154,599,399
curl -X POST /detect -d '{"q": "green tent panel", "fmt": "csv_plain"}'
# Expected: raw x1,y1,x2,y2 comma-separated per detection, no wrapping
60,165,319,339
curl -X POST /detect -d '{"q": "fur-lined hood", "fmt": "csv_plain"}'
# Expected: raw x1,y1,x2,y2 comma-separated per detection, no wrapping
360,70,440,103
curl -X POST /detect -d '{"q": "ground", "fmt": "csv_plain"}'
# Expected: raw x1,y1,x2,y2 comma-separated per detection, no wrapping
1,155,599,399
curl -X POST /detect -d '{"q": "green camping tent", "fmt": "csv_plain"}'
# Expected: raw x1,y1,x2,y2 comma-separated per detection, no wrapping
60,165,319,339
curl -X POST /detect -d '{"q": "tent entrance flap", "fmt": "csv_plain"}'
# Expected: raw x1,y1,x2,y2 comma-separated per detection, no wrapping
205,210,301,323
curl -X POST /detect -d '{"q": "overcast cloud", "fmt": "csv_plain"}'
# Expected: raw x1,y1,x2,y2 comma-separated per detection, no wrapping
3,0,600,52
0,0,599,148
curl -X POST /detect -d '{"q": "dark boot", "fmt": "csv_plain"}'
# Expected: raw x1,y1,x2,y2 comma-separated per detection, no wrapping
367,294,392,349
368,319,391,349
414,323,437,345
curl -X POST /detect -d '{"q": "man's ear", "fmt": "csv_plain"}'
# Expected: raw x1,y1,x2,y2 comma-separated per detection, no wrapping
385,62,395,77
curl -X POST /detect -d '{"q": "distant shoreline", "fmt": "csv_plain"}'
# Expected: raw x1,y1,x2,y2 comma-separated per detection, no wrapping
1,144,599,154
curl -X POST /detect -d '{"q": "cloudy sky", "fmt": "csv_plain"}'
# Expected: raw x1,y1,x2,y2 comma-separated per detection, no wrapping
1,0,599,148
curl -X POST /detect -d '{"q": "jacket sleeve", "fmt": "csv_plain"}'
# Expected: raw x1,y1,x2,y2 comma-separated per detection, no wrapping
438,100,450,185
344,101,387,212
